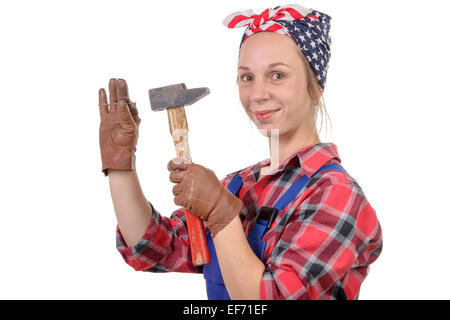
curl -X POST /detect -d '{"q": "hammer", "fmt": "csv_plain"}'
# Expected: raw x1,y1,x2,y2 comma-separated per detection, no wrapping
149,83,211,266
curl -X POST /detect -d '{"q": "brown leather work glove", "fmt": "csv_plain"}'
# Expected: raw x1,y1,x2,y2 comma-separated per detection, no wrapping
98,78,141,176
167,158,244,237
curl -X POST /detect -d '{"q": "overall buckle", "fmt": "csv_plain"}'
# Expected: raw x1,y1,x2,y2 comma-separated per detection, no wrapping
255,205,278,230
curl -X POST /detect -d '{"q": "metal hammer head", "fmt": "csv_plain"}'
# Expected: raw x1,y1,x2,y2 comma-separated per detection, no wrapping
148,83,210,111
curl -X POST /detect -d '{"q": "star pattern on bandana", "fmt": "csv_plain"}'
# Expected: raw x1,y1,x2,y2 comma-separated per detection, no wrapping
276,10,332,88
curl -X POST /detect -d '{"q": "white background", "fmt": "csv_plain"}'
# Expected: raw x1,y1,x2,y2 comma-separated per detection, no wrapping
0,0,449,299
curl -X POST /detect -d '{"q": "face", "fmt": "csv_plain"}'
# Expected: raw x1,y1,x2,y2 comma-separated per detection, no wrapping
237,32,316,138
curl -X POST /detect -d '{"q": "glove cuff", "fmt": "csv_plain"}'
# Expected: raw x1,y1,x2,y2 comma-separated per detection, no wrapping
206,187,244,237
101,148,136,177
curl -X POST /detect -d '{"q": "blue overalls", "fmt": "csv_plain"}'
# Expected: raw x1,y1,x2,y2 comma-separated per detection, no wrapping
203,163,348,300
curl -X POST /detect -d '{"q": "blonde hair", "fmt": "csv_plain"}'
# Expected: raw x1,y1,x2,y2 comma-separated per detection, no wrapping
297,48,332,138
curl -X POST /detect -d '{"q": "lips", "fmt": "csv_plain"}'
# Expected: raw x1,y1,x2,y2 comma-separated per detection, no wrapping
254,108,280,116
253,108,281,121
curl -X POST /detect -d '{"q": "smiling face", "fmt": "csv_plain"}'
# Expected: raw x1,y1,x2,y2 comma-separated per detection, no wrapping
237,31,320,139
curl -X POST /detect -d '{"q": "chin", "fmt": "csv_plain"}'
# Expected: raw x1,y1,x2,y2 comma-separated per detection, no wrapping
256,126,282,137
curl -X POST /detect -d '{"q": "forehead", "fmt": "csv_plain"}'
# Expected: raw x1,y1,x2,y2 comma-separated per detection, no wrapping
238,32,300,68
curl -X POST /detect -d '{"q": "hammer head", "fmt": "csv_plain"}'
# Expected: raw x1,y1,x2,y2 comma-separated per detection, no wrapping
148,83,210,111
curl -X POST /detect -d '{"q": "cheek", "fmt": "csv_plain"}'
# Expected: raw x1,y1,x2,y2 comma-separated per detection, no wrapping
283,80,309,110
238,85,249,102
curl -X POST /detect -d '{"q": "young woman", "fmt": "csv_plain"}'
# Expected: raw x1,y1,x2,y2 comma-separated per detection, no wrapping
98,4,382,300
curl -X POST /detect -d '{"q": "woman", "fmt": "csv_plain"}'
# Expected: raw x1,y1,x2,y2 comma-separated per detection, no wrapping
98,4,382,300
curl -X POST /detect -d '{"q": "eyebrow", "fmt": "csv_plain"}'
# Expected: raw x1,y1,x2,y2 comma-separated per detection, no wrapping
238,62,291,70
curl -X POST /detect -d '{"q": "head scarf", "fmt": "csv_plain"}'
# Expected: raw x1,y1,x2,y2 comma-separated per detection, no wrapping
223,4,332,89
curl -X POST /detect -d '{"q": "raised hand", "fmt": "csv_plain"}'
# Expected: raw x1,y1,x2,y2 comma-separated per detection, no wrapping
98,78,141,176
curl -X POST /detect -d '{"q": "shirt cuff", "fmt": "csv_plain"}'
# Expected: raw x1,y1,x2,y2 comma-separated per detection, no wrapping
260,265,310,300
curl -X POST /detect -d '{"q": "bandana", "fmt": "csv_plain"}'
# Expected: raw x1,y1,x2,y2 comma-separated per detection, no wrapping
223,4,332,89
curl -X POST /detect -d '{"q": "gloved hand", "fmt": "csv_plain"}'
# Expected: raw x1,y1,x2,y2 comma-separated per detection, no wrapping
98,78,141,176
167,158,244,237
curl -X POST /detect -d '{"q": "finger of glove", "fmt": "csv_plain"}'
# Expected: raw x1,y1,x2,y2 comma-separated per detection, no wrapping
174,195,198,215
167,158,188,171
117,78,140,121
172,183,184,197
169,170,185,183
98,88,108,118
174,194,188,210
109,78,119,113
118,100,135,130
116,78,130,101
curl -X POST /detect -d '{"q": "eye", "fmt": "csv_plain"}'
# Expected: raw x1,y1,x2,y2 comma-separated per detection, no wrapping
240,74,253,82
272,72,284,80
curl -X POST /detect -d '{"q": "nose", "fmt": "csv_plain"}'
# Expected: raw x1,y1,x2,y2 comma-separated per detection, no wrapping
249,78,270,103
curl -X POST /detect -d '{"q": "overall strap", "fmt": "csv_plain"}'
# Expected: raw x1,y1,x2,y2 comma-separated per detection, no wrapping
227,172,244,196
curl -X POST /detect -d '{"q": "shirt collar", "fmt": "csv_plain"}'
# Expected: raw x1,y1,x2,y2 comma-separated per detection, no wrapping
241,142,341,180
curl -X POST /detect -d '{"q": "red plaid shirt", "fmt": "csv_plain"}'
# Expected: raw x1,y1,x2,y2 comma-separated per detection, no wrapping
116,142,383,300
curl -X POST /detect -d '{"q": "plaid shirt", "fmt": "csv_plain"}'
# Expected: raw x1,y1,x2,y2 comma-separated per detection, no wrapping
116,142,383,300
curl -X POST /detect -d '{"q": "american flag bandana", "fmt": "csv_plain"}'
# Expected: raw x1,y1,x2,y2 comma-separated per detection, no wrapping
223,4,332,89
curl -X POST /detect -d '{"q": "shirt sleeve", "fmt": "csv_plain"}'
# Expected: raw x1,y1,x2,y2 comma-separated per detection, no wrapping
116,201,203,274
260,180,383,300
115,172,237,274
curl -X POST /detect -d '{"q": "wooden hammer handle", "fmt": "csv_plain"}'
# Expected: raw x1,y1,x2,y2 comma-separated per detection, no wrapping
167,105,210,266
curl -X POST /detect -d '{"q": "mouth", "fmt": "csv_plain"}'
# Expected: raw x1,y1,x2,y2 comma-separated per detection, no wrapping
253,108,281,121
